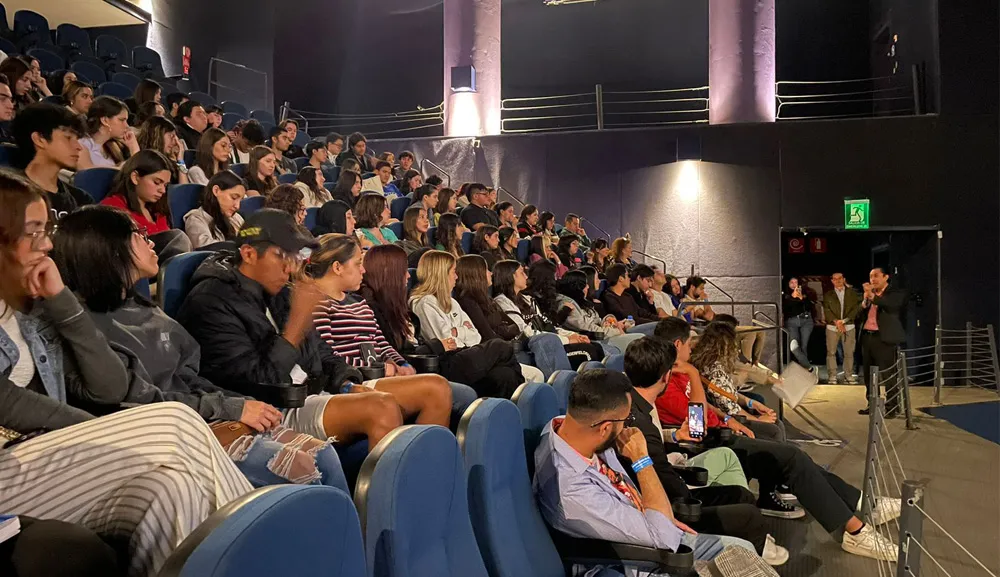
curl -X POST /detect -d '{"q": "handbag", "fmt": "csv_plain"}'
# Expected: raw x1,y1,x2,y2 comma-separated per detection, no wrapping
210,420,254,449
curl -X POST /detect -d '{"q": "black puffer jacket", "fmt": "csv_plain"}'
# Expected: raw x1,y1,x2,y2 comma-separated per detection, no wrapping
176,252,362,396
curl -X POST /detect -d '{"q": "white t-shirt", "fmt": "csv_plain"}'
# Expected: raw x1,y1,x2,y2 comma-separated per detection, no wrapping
651,290,675,316
0,304,35,387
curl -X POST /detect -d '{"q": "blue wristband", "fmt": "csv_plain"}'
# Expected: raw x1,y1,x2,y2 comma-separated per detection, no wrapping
722,415,731,425
670,430,678,444
339,382,354,394
747,399,753,409
631,456,653,474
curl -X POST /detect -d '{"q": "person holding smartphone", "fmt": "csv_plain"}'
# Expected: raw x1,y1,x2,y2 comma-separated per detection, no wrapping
783,276,815,371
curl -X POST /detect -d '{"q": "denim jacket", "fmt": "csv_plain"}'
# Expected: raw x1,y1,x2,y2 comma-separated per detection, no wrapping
0,306,68,402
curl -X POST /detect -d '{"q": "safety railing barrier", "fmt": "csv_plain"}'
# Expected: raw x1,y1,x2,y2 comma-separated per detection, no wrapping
420,158,452,188
501,84,710,134
280,102,445,139
208,57,270,114
931,323,999,403
776,66,920,121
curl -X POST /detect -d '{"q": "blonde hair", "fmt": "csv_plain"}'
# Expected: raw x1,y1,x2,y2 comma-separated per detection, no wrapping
410,250,456,313
610,237,632,262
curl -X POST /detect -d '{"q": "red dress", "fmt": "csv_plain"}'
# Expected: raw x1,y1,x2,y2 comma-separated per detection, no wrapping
100,195,170,235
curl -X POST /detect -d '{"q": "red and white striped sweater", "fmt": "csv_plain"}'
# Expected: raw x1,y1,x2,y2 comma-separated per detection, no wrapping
312,296,409,367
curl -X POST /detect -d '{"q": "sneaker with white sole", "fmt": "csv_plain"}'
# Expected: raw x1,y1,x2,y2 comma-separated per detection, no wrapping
762,534,789,566
758,490,806,519
775,485,796,502
842,523,898,561
871,497,902,526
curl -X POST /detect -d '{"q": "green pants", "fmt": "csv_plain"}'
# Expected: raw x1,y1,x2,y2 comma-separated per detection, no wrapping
686,447,749,489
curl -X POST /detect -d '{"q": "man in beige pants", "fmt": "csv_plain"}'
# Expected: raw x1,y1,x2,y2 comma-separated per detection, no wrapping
823,272,861,383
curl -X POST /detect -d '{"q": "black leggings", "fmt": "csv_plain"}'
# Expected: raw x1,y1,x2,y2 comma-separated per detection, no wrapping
438,338,524,399
0,517,121,577
689,485,769,553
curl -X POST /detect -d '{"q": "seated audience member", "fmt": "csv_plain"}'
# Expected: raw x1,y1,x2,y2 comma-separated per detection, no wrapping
0,173,253,577
13,103,93,220
523,260,607,358
560,212,593,250
323,132,344,169
556,234,584,271
499,226,519,260
0,57,34,110
665,274,685,313
528,236,568,278
184,170,246,248
539,211,559,248
711,313,780,391
52,205,347,489
556,270,637,350
164,92,188,119
608,236,636,274
305,140,328,172
396,205,430,258
495,201,517,229
533,369,758,572
378,151,396,167
424,174,444,193
135,100,165,126
398,169,422,196
46,69,76,99
579,265,607,311
205,104,223,129
176,209,410,447
354,193,399,246
244,145,279,196
230,119,264,164
621,338,789,566
682,276,715,322
472,225,503,268
434,212,465,257
331,169,362,208
493,260,604,373
265,183,308,225
268,125,297,174
307,234,458,424
376,160,402,197
134,78,161,109
295,166,332,208
652,318,901,560
601,264,660,329
395,150,415,179
649,268,677,317
280,119,305,158
461,183,501,231
187,127,232,185
62,80,93,116
336,131,374,172
339,157,361,175
77,96,138,169
409,250,524,397
517,204,541,238
174,100,208,150
0,74,14,144
312,199,355,236
100,150,193,260
24,57,52,102
588,238,610,272
627,265,668,321
434,187,458,224
136,115,188,184
413,183,438,223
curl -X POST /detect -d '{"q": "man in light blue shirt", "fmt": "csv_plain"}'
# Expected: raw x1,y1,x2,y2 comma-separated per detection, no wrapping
534,369,758,576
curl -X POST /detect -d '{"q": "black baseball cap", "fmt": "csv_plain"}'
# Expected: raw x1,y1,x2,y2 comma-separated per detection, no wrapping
237,209,318,255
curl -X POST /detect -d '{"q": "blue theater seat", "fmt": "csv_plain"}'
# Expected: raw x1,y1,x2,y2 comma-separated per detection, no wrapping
387,221,404,240
158,251,213,319
461,231,474,255
71,61,107,85
13,10,49,50
354,425,489,577
238,196,266,219
98,81,132,100
55,23,92,58
112,71,142,92
510,383,560,478
250,110,276,125
603,353,624,373
168,183,204,230
131,46,164,78
278,173,297,185
27,48,64,74
0,144,17,167
579,360,605,372
222,101,249,117
304,207,318,230
222,112,245,130
294,157,309,170
96,35,129,67
544,370,576,415
73,167,118,203
516,239,530,263
183,149,197,169
188,91,216,106
230,163,248,178
390,196,412,221
158,485,365,577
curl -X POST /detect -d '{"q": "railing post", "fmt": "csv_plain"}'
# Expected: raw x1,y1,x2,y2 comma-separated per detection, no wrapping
933,325,942,404
965,321,973,386
595,84,604,131
896,480,926,577
279,101,290,123
910,64,922,115
860,365,881,520
899,350,915,430
988,324,1000,397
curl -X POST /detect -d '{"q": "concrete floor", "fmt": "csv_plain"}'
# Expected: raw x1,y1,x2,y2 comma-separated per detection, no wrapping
763,385,1000,577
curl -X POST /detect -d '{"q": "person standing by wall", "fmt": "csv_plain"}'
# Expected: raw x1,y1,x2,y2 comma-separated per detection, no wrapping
858,268,907,416
823,272,861,384
783,277,814,372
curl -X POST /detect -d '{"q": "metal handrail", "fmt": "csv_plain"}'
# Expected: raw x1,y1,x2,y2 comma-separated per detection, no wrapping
496,186,526,209
702,277,736,315
207,57,269,112
581,216,612,241
420,159,451,188
632,249,665,271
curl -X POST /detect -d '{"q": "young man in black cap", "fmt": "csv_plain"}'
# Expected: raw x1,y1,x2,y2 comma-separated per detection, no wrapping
177,209,448,447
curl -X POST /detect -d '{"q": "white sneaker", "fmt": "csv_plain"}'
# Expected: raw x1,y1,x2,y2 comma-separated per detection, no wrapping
871,497,902,526
762,534,789,566
842,523,898,561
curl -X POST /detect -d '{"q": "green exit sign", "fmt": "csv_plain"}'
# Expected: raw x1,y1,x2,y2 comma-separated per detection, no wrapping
845,199,870,229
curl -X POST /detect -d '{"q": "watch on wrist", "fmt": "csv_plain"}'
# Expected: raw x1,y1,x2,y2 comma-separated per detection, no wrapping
722,415,731,425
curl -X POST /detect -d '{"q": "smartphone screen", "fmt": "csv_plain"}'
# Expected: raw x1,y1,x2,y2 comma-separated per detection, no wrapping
687,402,705,439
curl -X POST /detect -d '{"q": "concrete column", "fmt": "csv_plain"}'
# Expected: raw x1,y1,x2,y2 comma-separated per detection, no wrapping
708,0,776,124
443,0,501,136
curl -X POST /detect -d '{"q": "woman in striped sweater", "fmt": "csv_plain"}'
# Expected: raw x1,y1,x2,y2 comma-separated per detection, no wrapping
308,234,460,427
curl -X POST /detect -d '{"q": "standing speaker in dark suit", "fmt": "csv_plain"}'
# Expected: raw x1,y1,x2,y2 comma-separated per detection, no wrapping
857,268,907,416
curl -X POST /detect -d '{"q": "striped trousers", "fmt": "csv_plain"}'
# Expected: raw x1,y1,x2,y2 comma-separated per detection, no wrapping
0,402,254,577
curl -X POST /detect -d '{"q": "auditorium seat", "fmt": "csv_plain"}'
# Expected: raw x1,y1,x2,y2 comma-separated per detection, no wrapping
510,383,559,478
220,113,244,130
579,360,605,372
13,10,49,50
96,35,130,67
387,221,404,240
183,149,197,168
354,425,489,577
516,239,530,263
603,353,624,373
238,196,266,219
544,370,576,415
168,183,203,229
293,131,310,148
27,47,63,74
158,485,366,577
98,81,132,100
55,23,92,58
304,207,318,230
457,398,566,577
250,110,276,125
0,38,16,58
230,163,248,178
0,4,10,40
222,101,250,117
71,60,107,85
188,91,216,106
159,251,213,319
0,143,16,167
73,167,118,203
323,166,340,182
407,268,418,293
427,226,437,247
595,279,608,300
278,173,297,185
131,46,165,78
461,232,474,255
390,196,411,221
112,71,142,92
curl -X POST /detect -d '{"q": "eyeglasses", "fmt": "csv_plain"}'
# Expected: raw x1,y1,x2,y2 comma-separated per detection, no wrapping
133,227,150,243
590,413,636,429
23,223,57,250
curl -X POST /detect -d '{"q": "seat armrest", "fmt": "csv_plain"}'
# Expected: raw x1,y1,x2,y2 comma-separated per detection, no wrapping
675,466,709,487
245,383,308,408
549,529,695,574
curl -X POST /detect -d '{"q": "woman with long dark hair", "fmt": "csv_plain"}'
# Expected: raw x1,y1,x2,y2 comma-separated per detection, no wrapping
184,170,246,249
244,145,278,197
588,237,610,273
135,115,187,184
523,259,606,360
0,57,34,110
100,149,192,260
77,96,139,169
471,225,502,269
517,204,540,238
434,212,464,257
133,78,161,108
311,200,355,236
330,169,362,209
187,128,231,185
434,187,458,225
295,166,331,208
398,169,422,196
396,205,429,257
556,270,641,352
539,210,558,247
498,226,518,260
556,234,583,271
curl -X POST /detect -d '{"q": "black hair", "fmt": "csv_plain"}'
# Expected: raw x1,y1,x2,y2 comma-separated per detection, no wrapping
466,182,487,200
525,259,569,324
471,225,498,254
108,149,174,220
205,104,223,115
579,265,600,295
347,132,366,148
400,169,422,195
557,270,594,311
202,170,246,240
136,100,163,125
435,212,464,256
164,92,187,115
313,199,352,236
528,236,548,259
10,102,86,167
53,205,149,313
495,201,513,214
685,276,706,294
414,184,436,204
498,226,518,256
134,78,161,107
305,140,325,158
606,263,628,286
565,212,580,224
280,119,299,130
567,369,633,421
653,316,691,344
325,132,343,145
556,234,580,268
84,95,128,136
631,264,654,281
491,260,522,302
624,337,677,389
176,100,203,122
268,125,286,141
375,160,392,172
539,211,555,232
398,150,415,161
713,313,738,327
425,174,442,187
242,120,266,146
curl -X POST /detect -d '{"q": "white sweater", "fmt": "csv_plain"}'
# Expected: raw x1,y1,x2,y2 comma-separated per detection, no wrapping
409,295,482,348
